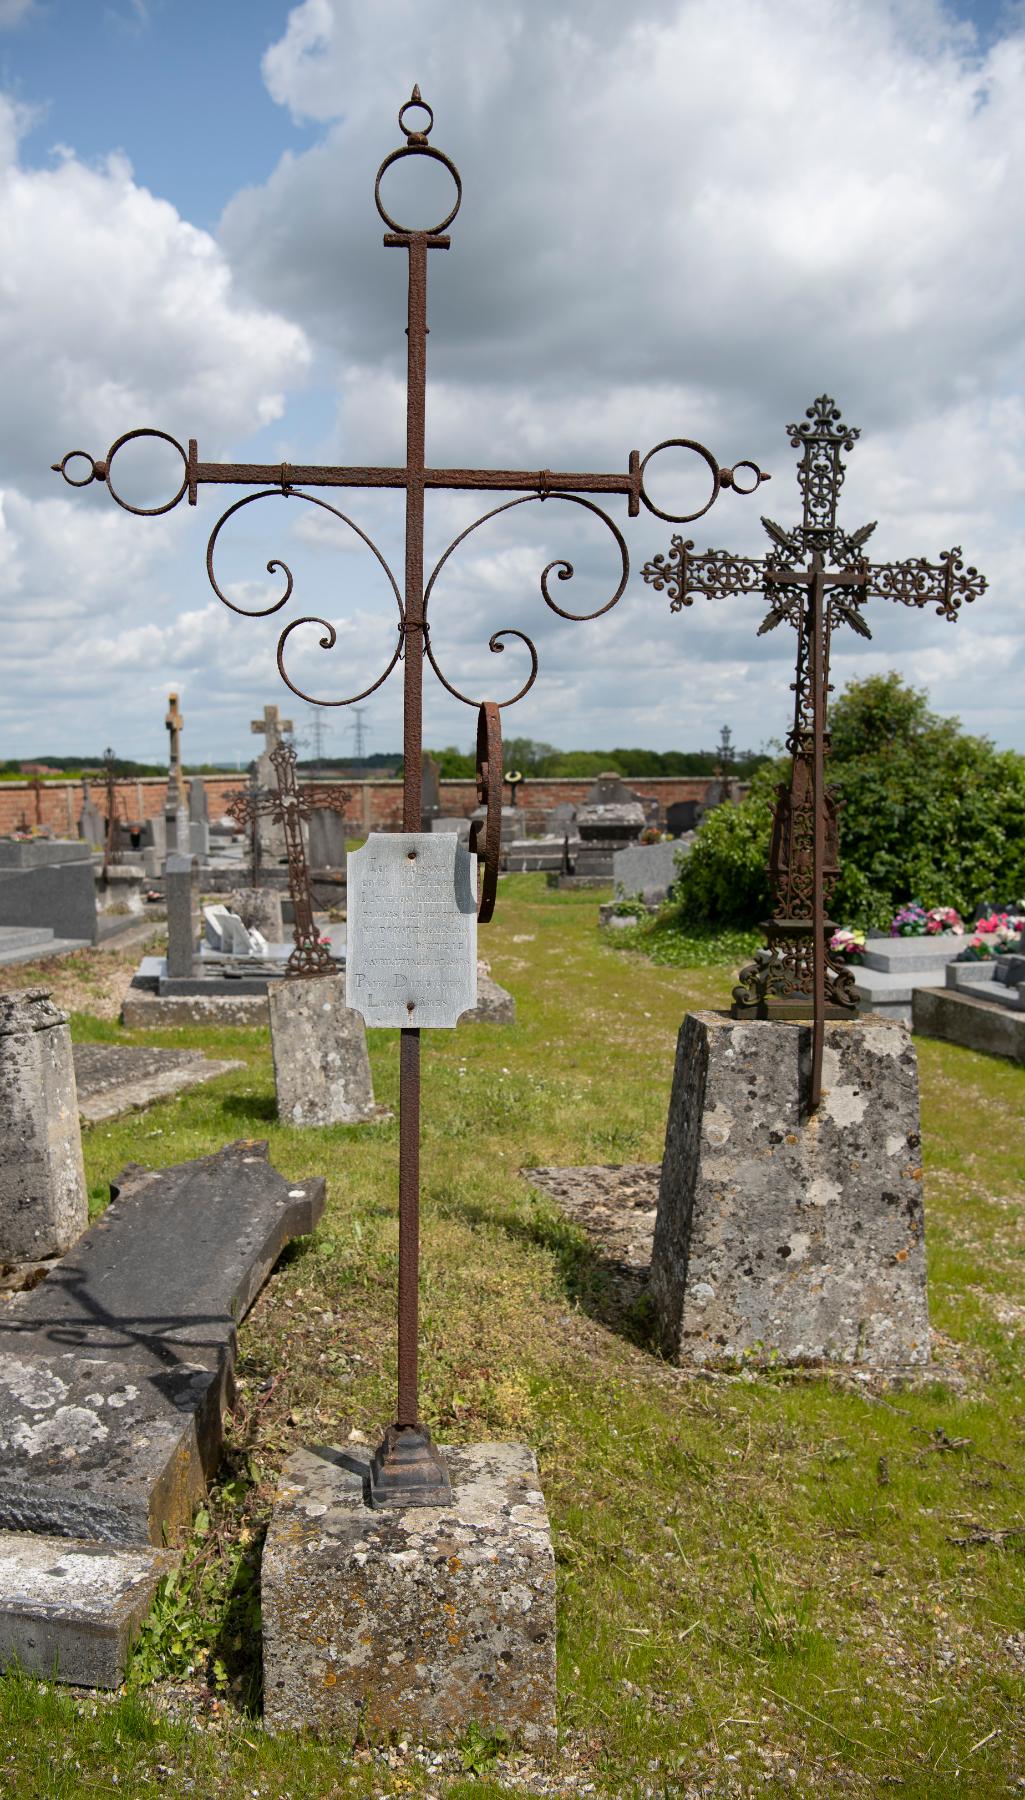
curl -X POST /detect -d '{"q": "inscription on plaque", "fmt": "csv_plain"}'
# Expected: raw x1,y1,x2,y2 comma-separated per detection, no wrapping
345,833,477,1028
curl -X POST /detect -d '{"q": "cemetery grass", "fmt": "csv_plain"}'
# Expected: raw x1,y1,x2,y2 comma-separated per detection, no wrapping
0,876,1023,1796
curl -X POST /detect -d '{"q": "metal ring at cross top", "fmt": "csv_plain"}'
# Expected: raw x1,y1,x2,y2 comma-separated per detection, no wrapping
641,439,720,525
375,89,462,236
103,428,190,516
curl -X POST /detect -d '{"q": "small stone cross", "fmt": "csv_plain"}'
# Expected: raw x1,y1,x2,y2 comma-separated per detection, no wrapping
251,703,293,753
165,693,184,774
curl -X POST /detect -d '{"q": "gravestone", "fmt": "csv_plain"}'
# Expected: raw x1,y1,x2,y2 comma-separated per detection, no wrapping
574,773,645,878
189,820,210,860
164,854,198,978
420,753,441,831
141,815,166,857
269,974,378,1125
650,1012,929,1367
203,904,264,958
666,799,701,835
229,886,284,941
0,989,88,1263
0,840,98,946
252,703,293,862
346,834,476,1029
188,778,209,824
612,838,685,907
77,782,105,849
308,808,347,870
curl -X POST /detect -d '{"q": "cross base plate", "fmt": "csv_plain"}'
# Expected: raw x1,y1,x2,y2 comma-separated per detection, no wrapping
368,1423,453,1509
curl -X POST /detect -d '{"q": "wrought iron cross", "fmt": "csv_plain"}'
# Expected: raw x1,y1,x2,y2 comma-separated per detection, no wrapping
54,88,767,1503
225,743,350,977
642,395,986,1111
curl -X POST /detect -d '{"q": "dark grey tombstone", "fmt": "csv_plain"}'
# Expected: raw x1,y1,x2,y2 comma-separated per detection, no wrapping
420,754,442,831
308,809,348,870
188,779,209,824
141,816,167,857
585,771,637,806
164,855,198,979
78,783,105,849
666,800,701,836
0,841,98,944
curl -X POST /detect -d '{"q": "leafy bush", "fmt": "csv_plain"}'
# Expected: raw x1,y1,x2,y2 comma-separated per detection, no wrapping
671,673,1025,931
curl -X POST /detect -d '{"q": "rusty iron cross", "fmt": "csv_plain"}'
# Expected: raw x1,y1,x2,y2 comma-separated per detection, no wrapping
225,743,349,978
54,88,767,1504
643,395,986,1112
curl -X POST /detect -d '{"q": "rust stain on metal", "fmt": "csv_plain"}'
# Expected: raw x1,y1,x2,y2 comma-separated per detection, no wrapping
643,394,987,1113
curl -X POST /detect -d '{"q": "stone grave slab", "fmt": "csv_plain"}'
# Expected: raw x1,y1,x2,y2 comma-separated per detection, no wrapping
346,833,476,1028
72,1044,243,1124
612,838,685,906
459,968,516,1025
520,1164,658,1289
0,1349,219,1545
0,1141,325,1545
913,986,1025,1064
262,1441,556,1747
0,1530,179,1687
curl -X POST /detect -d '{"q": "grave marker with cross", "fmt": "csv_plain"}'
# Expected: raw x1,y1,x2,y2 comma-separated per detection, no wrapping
642,394,987,1110
54,87,767,1504
225,744,350,977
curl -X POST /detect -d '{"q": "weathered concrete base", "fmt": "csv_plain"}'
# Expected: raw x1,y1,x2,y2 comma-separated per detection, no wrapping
652,1011,929,1368
269,975,379,1125
913,986,1025,1064
0,1531,178,1686
72,1043,243,1124
262,1442,556,1748
121,990,269,1028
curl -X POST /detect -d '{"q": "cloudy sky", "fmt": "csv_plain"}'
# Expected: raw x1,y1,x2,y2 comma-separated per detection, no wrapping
0,0,1022,765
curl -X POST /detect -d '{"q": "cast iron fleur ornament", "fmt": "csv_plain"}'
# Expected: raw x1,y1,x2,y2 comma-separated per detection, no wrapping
643,395,987,1112
54,89,768,1503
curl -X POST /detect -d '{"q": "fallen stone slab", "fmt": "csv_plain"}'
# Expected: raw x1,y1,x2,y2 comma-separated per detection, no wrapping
459,972,515,1025
263,1441,556,1748
520,1163,658,1286
0,1141,324,1545
0,1530,178,1687
73,1043,244,1124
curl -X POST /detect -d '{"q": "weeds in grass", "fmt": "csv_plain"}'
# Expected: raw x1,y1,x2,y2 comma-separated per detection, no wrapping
130,1491,263,1709
606,910,761,969
747,1552,815,1655
457,1720,510,1775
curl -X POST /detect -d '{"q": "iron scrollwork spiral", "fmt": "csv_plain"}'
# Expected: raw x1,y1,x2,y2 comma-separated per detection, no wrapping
467,701,502,923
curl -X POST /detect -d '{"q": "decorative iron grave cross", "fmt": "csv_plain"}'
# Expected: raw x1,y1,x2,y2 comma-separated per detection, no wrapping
643,394,987,1112
225,743,350,977
54,88,767,1504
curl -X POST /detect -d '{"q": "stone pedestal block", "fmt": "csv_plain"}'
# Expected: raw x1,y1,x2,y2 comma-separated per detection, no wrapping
0,989,87,1261
651,1011,929,1368
164,854,198,979
262,1442,556,1747
269,974,377,1125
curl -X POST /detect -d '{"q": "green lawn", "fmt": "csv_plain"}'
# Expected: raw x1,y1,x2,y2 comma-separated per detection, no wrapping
2,873,1023,1798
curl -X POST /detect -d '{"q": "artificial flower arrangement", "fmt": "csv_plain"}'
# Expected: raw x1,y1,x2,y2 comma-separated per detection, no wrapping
957,910,1025,961
829,926,866,962
889,902,964,938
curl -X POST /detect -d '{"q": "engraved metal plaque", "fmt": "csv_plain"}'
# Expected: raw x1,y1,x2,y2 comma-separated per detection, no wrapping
345,833,477,1028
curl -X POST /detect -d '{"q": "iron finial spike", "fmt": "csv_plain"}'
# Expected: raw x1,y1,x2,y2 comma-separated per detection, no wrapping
411,83,422,103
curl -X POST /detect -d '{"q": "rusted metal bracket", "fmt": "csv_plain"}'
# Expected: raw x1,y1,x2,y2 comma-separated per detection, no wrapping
468,700,502,923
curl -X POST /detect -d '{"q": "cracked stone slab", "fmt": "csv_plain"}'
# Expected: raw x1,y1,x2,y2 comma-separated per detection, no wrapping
0,1530,178,1687
651,1011,930,1368
0,1141,325,1545
262,1442,556,1748
520,1164,658,1281
72,1043,243,1124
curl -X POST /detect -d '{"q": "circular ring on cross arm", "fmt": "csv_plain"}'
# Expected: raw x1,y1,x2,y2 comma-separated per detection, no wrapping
53,451,98,488
399,96,434,138
728,460,766,496
104,428,189,516
374,144,462,236
638,439,721,524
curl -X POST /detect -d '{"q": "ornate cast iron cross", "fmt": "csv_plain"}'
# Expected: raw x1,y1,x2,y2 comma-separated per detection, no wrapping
643,395,986,1112
225,743,350,977
54,88,767,1504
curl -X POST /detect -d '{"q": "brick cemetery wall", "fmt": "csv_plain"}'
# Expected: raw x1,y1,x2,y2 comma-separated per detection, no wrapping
0,773,737,839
